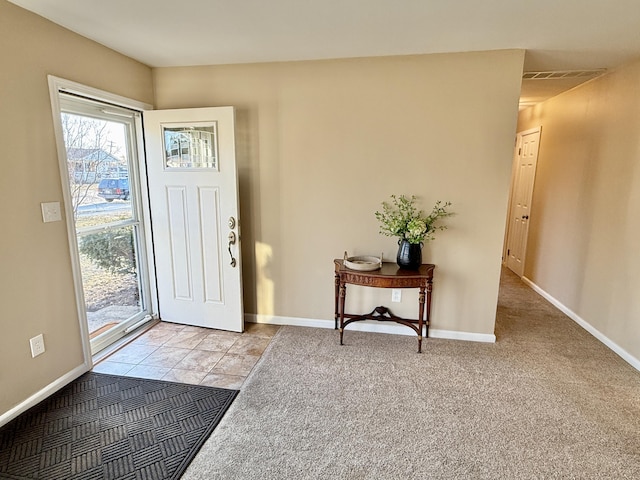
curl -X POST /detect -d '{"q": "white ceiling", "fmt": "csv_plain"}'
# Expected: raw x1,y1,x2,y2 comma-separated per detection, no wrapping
9,0,640,103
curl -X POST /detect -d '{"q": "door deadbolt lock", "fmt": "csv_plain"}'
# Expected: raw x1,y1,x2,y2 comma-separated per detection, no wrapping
522,215,529,220
228,217,236,229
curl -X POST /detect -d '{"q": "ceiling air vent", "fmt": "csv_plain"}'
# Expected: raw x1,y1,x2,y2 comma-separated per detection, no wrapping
522,69,606,80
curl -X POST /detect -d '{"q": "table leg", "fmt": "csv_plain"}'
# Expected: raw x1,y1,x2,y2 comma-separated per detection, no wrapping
339,283,346,345
418,286,426,353
426,277,433,338
334,274,340,330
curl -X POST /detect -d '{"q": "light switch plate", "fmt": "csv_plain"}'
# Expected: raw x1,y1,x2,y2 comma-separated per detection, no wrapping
41,202,62,222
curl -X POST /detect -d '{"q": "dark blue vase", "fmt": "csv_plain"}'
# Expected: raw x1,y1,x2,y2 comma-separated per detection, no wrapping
396,239,422,270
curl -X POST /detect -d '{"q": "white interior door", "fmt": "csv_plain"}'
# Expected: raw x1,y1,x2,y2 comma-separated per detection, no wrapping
506,127,541,277
143,107,243,332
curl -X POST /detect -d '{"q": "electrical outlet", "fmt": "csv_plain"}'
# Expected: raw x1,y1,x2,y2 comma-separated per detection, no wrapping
391,289,402,302
30,334,45,358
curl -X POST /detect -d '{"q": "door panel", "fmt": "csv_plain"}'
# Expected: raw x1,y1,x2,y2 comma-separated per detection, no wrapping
199,187,223,303
167,186,193,300
144,107,243,332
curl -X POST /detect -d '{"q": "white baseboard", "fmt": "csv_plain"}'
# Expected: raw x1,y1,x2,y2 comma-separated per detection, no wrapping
245,314,495,343
0,362,90,428
522,276,640,371
428,329,496,343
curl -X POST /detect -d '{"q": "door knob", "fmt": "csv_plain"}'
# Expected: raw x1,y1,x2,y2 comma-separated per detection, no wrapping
522,215,529,220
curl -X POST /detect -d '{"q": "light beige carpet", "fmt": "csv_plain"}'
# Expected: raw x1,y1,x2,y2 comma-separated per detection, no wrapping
183,269,640,479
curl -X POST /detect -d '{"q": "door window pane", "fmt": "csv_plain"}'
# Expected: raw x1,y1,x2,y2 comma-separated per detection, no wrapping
79,225,142,336
163,124,218,169
62,113,133,227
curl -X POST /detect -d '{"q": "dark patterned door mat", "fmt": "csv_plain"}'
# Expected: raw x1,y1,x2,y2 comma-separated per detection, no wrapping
0,372,238,479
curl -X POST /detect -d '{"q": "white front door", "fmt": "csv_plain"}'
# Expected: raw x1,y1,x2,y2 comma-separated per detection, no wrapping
143,107,243,332
506,127,541,277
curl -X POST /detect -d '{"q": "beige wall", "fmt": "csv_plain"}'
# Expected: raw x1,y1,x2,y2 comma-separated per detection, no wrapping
153,50,524,334
0,0,153,417
518,58,640,361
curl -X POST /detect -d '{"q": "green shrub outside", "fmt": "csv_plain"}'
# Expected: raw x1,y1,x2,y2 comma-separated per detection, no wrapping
79,227,137,275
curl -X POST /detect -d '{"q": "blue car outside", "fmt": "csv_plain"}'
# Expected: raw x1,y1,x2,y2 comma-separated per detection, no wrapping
97,178,130,201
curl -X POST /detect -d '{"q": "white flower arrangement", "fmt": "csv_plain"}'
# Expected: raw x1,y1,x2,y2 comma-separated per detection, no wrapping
375,195,453,244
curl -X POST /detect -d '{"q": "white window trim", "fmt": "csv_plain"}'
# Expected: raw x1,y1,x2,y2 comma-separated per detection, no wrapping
47,75,157,366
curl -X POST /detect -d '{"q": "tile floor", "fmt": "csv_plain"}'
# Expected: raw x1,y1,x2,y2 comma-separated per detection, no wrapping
92,321,280,389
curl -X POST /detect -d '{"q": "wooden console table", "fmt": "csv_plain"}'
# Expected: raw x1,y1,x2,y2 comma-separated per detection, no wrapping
334,259,435,353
